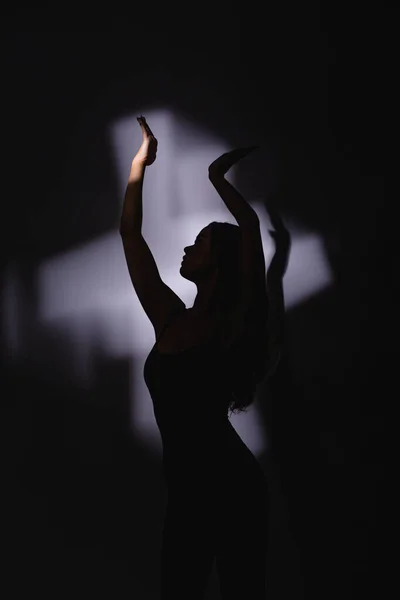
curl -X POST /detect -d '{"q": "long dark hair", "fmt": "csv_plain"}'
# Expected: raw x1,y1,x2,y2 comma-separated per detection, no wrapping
208,221,270,414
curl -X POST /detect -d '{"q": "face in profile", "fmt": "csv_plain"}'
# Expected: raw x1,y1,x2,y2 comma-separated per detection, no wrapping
180,225,215,282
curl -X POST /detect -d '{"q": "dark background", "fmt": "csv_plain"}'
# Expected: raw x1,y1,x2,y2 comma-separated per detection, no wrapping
2,6,386,600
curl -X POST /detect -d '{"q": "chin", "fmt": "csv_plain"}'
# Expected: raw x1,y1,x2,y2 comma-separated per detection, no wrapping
180,263,195,283
179,266,191,281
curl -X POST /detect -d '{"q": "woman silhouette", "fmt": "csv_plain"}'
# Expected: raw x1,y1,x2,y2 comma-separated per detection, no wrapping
120,116,290,599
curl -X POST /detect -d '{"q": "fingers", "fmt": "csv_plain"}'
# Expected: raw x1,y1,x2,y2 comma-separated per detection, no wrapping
242,145,259,153
265,202,285,230
269,229,290,243
233,146,259,158
137,115,155,138
223,146,259,166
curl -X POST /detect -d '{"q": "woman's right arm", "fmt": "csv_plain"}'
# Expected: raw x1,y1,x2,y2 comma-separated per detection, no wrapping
119,116,157,235
119,117,185,338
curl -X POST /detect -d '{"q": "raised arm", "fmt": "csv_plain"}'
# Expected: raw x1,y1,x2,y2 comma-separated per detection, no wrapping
208,148,267,346
119,116,158,235
208,147,259,225
119,117,185,338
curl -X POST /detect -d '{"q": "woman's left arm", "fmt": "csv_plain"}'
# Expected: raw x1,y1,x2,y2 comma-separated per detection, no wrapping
208,147,259,225
208,147,270,352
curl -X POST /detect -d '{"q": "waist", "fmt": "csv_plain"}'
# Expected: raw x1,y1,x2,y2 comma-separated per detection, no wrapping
160,422,261,470
162,446,268,499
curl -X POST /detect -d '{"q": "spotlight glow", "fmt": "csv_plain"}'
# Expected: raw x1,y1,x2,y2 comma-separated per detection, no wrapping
3,108,333,458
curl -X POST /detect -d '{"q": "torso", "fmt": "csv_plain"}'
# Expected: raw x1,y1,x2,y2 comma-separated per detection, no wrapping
149,309,269,489
155,308,219,355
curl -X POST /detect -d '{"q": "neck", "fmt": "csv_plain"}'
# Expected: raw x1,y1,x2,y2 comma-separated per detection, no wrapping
191,271,219,315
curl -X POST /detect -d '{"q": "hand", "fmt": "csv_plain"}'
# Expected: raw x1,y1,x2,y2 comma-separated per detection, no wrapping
208,146,258,179
266,202,290,247
266,201,291,279
134,116,158,166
